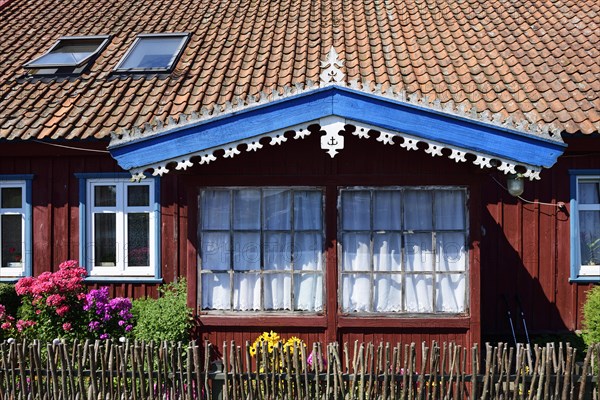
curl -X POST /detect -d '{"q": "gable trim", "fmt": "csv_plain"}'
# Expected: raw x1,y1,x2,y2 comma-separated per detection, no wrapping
109,86,566,180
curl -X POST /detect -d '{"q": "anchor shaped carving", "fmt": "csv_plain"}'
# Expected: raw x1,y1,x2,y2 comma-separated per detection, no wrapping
320,116,345,158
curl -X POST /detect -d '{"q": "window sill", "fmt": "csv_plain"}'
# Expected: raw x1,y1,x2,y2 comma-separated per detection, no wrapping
84,277,163,284
569,276,600,284
338,315,471,329
198,314,328,328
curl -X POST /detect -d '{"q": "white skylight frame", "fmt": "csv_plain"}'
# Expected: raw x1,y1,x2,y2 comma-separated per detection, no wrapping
114,33,190,73
24,35,111,69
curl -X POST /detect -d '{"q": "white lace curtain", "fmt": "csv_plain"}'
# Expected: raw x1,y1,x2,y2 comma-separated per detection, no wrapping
341,190,467,313
200,189,323,311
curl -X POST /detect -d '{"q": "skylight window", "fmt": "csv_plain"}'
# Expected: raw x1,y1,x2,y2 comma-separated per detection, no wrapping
24,36,110,74
114,33,189,72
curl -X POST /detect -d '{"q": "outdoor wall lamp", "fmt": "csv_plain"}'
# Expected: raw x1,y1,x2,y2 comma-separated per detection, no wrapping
506,173,524,197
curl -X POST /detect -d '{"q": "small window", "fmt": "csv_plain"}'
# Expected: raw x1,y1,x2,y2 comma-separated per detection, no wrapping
0,176,33,280
77,174,160,280
570,172,600,281
114,33,189,72
24,36,110,74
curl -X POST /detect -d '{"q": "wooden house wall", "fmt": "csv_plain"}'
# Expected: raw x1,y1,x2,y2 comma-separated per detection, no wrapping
1,134,598,349
480,137,600,341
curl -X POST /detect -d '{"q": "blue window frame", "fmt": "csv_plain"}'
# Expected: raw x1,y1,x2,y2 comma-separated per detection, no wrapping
76,173,161,283
570,170,600,282
0,175,33,281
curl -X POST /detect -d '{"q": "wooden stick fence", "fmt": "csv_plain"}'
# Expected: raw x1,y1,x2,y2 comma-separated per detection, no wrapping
0,339,598,400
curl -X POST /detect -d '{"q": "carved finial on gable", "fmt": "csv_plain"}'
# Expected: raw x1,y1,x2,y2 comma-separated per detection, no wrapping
320,47,345,84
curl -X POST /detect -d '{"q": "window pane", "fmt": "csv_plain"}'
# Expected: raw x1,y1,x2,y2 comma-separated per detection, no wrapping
201,190,230,230
580,210,600,265
1,187,22,208
373,233,402,271
94,213,116,266
436,274,466,312
294,232,322,271
127,185,149,207
342,191,370,230
405,233,434,271
294,274,323,311
201,232,230,270
405,274,433,312
342,273,371,312
435,191,465,230
264,274,292,310
94,186,116,207
233,190,260,229
202,274,230,310
263,189,291,230
294,191,322,230
437,232,466,271
118,36,185,70
233,273,260,310
342,233,371,271
373,191,401,230
374,274,402,312
579,182,600,204
264,232,291,270
404,191,433,230
127,213,149,266
27,38,106,67
233,232,260,270
1,215,22,267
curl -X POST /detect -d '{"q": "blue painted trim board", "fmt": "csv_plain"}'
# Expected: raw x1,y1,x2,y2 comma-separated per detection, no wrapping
109,86,567,171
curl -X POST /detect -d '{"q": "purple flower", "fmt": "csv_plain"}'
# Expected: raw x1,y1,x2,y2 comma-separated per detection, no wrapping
100,333,109,340
125,325,133,332
88,321,100,331
118,320,126,326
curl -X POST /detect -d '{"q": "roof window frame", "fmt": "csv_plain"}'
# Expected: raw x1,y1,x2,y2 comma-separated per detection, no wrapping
23,35,111,69
113,32,190,73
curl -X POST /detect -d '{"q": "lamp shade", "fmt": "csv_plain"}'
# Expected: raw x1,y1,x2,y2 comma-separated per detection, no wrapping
507,174,524,197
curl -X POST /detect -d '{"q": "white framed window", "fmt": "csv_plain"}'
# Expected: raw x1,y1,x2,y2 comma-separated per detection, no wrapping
77,174,160,279
0,176,33,280
199,188,325,312
24,35,110,75
114,33,189,72
339,187,468,314
570,171,600,281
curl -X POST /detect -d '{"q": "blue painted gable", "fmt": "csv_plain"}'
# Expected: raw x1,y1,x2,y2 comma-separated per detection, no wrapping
108,86,566,177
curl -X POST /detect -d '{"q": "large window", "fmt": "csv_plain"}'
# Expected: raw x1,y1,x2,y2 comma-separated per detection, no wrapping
570,172,600,281
199,186,469,315
78,174,160,279
339,187,468,314
199,188,324,312
0,176,32,280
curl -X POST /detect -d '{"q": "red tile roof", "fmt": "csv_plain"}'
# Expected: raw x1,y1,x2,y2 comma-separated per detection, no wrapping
0,0,598,141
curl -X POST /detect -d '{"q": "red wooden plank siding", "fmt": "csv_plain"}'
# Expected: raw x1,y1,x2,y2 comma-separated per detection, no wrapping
1,135,598,348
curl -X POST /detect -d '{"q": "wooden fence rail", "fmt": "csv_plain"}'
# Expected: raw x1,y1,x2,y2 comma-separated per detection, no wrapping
0,339,598,400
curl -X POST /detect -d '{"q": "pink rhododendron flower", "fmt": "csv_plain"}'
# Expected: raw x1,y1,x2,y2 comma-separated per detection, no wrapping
55,305,70,317
46,294,65,307
62,322,72,332
1,322,12,330
0,304,5,318
16,320,35,332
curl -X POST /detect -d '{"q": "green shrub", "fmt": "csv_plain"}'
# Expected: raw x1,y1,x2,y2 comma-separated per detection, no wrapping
582,285,600,346
0,283,20,317
132,279,192,342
